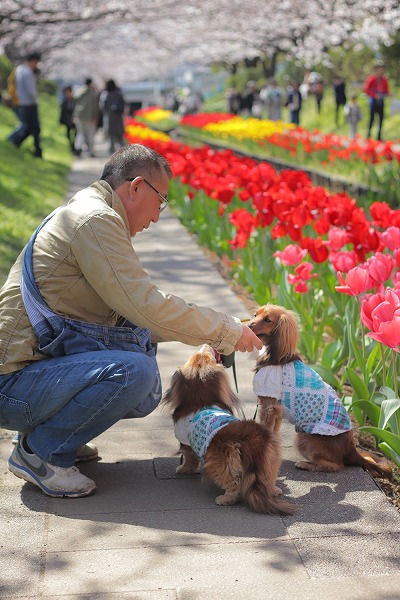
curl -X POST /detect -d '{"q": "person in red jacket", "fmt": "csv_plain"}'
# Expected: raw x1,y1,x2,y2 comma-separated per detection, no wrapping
364,62,390,141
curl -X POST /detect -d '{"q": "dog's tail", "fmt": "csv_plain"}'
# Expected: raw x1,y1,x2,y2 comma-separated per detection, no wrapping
242,471,296,515
240,429,296,515
347,446,393,480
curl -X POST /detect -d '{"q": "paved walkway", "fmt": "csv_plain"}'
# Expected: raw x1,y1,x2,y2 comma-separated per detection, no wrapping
1,135,400,600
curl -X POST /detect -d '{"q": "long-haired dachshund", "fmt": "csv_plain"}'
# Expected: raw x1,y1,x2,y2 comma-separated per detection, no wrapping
248,304,392,480
162,345,296,515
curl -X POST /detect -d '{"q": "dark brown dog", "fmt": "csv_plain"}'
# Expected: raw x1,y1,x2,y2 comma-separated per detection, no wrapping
249,304,392,480
163,345,296,515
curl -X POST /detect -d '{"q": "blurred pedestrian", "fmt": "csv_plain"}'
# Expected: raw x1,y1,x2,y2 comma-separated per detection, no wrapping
364,62,391,140
59,86,77,154
7,51,43,158
344,93,363,139
260,79,282,121
285,81,302,125
332,76,347,126
102,79,125,154
73,77,99,157
225,88,240,115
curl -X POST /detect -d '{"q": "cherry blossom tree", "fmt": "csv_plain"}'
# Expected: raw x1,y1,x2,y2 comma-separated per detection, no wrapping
1,0,399,84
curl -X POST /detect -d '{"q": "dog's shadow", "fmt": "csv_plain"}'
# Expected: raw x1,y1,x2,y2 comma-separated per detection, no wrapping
17,454,381,541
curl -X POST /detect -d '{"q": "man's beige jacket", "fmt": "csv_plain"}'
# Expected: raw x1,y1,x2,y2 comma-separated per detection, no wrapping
0,181,242,374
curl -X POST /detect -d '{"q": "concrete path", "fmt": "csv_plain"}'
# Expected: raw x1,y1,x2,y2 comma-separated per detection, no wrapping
1,135,400,600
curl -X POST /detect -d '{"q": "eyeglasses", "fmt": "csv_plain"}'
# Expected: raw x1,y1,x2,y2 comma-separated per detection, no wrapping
126,177,169,212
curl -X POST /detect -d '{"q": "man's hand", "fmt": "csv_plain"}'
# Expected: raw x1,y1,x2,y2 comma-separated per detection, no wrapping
234,324,263,352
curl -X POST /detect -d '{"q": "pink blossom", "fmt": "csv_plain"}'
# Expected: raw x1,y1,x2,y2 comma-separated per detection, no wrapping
366,252,395,291
335,266,372,296
381,226,400,252
326,227,351,252
273,244,308,266
329,250,358,273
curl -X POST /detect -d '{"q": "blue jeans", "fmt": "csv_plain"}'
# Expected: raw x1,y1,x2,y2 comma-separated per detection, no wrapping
0,350,158,467
8,104,42,153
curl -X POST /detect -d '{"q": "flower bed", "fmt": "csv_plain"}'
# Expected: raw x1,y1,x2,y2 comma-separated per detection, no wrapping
125,119,400,468
137,108,400,206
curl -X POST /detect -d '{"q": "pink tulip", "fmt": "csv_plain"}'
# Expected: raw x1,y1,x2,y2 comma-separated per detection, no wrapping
287,262,317,294
329,250,358,273
366,252,395,291
361,292,385,330
368,316,400,352
326,227,351,251
335,266,372,296
381,226,400,252
273,244,308,266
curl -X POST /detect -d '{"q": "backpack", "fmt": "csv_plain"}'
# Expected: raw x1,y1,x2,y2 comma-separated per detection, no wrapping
110,92,125,115
2,68,19,108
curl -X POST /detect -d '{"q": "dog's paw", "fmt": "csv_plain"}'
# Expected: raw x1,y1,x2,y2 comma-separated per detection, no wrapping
215,493,238,506
294,460,313,471
273,486,283,496
176,464,200,474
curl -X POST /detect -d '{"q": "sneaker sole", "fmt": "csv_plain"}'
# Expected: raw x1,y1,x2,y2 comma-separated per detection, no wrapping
8,458,96,498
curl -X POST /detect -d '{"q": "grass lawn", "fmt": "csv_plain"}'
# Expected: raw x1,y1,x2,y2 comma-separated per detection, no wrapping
0,94,73,283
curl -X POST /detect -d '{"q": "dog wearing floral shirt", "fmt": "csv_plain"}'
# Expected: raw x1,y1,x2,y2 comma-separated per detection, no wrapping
249,304,392,479
163,345,295,515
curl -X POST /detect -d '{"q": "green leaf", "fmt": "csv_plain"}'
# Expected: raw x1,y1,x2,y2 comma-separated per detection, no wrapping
360,426,400,456
345,367,370,400
347,322,365,376
321,342,339,370
380,386,397,400
377,442,400,468
350,399,381,427
378,399,400,434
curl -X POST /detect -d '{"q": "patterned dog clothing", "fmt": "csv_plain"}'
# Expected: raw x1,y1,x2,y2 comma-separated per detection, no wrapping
253,360,352,435
174,406,239,462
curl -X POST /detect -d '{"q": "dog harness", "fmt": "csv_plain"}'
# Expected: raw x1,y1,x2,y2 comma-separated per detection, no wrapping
174,406,239,462
253,360,352,435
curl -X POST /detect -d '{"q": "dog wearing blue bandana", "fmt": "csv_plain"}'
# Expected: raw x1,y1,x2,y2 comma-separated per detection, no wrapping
163,345,295,515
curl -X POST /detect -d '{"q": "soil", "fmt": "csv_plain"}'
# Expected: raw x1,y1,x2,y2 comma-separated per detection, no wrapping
202,245,400,513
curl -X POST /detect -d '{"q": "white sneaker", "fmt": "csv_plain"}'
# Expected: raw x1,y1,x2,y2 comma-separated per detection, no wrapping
8,437,96,498
12,433,98,463
75,442,99,463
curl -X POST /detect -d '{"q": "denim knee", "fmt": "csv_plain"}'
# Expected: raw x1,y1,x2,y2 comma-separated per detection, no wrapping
117,353,161,419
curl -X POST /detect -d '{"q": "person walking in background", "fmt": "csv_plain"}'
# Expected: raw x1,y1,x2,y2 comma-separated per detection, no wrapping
102,79,125,154
332,76,347,126
260,79,282,121
59,86,77,154
285,81,302,126
7,51,43,158
312,79,324,114
364,62,390,141
240,81,257,116
225,88,240,115
344,93,363,139
73,77,99,157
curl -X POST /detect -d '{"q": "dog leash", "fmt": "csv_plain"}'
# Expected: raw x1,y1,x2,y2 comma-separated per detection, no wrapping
214,351,239,393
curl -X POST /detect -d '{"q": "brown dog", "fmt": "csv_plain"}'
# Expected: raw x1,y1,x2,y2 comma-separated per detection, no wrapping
162,345,296,515
248,304,392,479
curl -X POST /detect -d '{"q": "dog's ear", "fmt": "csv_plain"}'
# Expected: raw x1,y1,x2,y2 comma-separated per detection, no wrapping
269,309,299,363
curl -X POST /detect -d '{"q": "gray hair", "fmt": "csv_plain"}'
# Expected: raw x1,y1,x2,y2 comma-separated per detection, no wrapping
101,144,172,189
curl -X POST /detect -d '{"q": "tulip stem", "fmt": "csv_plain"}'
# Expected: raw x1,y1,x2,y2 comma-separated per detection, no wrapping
393,350,399,399
380,343,387,388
